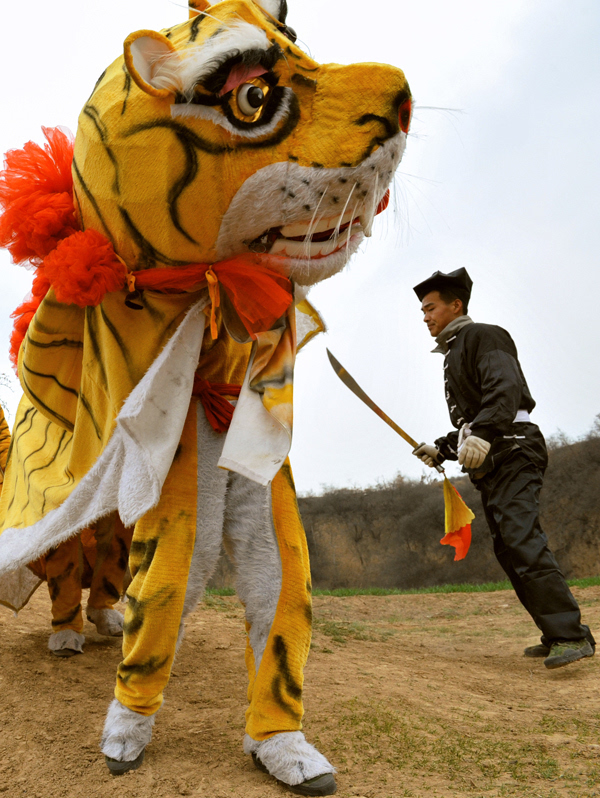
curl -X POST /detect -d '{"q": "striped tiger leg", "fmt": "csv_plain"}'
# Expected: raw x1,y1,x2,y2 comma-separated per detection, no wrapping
114,401,198,717
45,535,85,634
223,461,312,741
88,514,133,610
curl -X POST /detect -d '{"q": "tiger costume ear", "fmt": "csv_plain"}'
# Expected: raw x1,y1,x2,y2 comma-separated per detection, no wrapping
189,0,211,18
123,30,180,98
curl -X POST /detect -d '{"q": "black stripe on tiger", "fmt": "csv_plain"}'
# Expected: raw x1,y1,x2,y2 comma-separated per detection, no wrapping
26,332,83,351
85,307,109,389
121,64,132,116
352,112,401,166
83,105,121,194
87,69,107,101
117,654,170,685
291,73,317,89
271,635,302,721
23,423,66,492
78,391,103,441
41,438,75,515
21,362,79,399
99,305,136,381
21,376,74,432
6,407,37,514
72,157,115,245
189,13,205,43
168,132,200,245
118,207,192,269
51,603,81,628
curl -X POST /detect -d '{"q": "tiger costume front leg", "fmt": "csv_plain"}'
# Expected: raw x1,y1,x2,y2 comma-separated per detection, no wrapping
102,364,333,788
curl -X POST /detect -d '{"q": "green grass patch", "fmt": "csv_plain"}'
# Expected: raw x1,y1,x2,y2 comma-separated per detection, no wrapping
205,575,600,599
314,620,395,644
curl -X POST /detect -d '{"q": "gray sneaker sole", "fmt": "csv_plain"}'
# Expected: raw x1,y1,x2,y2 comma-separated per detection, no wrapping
544,642,594,670
105,749,145,776
252,753,337,795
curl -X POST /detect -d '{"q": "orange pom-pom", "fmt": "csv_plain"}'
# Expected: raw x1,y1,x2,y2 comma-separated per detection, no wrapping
0,127,77,264
42,229,126,307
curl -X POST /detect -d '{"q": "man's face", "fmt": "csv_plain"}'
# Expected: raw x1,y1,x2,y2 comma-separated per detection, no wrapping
421,291,463,337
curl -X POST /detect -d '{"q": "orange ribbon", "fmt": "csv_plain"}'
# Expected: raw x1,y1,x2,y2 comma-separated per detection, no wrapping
205,268,220,340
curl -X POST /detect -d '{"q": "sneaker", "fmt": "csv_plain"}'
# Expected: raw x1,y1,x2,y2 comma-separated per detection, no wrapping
544,639,594,670
524,643,550,658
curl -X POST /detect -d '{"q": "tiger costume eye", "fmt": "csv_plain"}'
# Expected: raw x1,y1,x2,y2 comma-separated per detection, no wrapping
232,79,271,122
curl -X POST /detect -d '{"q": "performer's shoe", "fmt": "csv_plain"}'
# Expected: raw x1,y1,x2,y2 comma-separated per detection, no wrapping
523,643,550,658
544,639,594,670
105,749,145,776
252,753,337,795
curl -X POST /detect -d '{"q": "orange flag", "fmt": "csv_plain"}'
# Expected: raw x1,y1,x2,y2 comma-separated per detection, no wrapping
441,477,475,561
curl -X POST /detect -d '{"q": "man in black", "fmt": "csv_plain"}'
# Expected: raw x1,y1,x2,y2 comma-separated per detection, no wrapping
412,268,594,669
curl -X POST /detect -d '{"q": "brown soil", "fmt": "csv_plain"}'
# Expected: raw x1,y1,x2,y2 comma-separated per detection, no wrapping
1,586,600,798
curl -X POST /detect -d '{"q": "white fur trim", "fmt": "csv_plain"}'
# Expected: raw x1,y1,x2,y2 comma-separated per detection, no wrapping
219,347,290,485
223,474,281,672
154,22,270,99
181,403,229,621
48,629,85,654
86,607,124,636
244,732,335,786
171,88,293,140
255,0,282,19
0,298,208,577
101,699,155,761
216,133,406,286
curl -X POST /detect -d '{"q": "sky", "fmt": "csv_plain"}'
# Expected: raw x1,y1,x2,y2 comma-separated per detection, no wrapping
0,0,598,494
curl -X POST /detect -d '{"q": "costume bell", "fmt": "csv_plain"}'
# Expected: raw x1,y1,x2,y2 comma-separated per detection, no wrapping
413,268,595,669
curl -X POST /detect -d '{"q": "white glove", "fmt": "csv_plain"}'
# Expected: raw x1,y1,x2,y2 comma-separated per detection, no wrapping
412,443,442,468
458,435,491,468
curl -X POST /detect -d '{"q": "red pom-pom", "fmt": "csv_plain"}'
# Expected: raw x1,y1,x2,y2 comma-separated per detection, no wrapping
0,127,77,264
42,229,126,307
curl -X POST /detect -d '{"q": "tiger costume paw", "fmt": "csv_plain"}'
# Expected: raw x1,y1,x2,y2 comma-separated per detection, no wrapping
101,699,155,768
244,732,336,793
87,607,124,637
48,629,85,657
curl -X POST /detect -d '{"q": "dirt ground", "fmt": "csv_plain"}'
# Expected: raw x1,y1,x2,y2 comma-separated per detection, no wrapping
1,586,600,798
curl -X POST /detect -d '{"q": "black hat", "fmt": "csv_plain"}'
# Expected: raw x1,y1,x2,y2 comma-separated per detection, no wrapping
413,268,473,306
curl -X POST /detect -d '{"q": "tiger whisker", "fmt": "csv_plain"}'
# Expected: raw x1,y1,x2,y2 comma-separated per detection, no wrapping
331,183,357,241
302,189,328,262
345,201,360,262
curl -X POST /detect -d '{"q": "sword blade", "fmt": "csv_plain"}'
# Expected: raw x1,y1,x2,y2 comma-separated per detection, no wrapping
326,348,420,449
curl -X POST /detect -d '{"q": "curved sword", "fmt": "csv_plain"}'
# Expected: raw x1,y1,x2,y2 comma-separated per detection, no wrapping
326,348,444,474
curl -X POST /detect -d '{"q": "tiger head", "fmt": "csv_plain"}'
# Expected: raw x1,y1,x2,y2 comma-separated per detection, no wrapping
73,0,411,286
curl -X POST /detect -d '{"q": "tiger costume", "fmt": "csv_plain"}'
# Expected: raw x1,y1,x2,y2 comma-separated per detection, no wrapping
0,0,411,792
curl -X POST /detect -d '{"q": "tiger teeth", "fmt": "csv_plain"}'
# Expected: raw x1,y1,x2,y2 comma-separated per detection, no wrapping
279,210,356,239
270,227,358,258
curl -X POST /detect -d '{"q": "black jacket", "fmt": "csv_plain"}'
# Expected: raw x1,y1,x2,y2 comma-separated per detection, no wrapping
434,322,548,473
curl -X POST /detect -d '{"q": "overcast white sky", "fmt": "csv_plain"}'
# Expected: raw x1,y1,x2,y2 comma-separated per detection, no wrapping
1,0,598,494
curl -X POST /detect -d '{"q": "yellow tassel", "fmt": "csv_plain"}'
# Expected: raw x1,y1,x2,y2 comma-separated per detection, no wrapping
441,476,475,561
205,268,220,340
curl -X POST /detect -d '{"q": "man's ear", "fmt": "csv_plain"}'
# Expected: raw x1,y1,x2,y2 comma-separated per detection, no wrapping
124,30,179,98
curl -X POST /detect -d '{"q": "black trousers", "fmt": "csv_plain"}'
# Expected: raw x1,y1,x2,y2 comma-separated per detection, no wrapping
474,450,595,647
